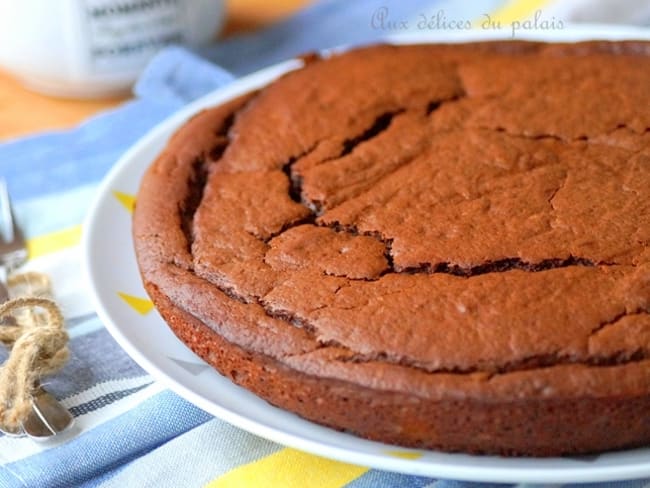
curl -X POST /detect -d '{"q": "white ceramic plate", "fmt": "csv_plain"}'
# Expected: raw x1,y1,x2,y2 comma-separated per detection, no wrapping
84,27,650,483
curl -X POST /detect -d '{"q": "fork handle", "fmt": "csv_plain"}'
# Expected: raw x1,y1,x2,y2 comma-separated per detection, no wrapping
0,280,7,304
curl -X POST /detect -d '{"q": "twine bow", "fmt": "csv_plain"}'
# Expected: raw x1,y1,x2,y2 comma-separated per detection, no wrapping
0,273,68,432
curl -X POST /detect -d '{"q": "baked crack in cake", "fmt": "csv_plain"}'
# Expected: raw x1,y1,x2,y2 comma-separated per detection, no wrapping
134,41,650,456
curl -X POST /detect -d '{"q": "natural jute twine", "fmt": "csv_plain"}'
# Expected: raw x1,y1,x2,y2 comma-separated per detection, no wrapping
0,272,69,431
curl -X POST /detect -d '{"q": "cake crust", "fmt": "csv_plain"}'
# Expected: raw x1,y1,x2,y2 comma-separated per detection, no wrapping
134,41,650,456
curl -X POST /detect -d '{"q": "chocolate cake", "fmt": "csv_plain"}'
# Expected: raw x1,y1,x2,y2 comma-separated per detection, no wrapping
133,41,650,456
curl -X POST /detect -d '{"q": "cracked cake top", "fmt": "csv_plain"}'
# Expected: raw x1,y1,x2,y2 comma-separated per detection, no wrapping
134,41,650,402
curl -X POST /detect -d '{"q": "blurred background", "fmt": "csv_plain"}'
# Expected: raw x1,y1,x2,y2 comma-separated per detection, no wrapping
0,0,307,140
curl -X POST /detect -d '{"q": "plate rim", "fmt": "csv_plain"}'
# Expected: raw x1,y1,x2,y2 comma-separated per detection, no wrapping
83,26,650,483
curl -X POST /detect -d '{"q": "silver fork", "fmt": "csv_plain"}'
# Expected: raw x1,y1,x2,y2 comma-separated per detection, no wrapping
0,180,27,283
0,179,74,439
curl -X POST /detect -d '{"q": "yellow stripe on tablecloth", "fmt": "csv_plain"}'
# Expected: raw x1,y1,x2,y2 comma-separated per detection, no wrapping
205,448,368,488
25,188,136,259
27,224,82,259
486,0,555,24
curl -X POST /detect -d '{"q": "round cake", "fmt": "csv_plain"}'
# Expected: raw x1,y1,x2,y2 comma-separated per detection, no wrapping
133,41,650,456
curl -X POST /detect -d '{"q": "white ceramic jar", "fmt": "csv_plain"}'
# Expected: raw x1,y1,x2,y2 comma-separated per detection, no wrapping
0,0,225,98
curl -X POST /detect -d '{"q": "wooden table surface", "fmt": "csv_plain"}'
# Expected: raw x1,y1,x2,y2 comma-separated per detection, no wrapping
0,0,307,141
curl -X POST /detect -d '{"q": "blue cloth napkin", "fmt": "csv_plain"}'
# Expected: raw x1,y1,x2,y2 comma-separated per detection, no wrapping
0,0,649,487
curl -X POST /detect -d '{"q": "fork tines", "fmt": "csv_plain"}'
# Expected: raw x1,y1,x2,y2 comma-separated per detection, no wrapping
0,179,28,272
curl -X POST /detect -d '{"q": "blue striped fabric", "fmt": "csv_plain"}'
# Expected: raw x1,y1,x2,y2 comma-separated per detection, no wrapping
345,470,436,488
1,391,212,487
49,326,147,398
